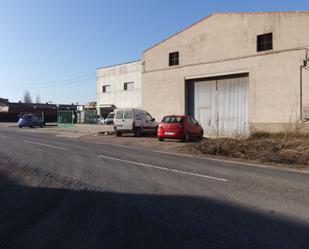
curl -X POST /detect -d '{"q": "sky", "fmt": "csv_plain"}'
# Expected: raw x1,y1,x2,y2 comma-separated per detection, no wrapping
1,0,309,104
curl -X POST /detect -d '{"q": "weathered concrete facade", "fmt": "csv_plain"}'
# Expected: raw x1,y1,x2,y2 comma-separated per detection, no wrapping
96,60,142,117
142,12,309,135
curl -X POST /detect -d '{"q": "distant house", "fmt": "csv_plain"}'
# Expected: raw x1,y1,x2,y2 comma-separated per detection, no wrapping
0,101,58,122
0,98,9,112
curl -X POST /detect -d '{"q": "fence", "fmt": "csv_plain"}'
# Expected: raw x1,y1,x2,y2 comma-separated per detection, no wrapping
57,110,74,128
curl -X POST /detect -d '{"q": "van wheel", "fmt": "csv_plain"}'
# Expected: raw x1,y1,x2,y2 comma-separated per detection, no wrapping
116,131,122,137
183,132,190,142
154,126,158,136
135,127,142,137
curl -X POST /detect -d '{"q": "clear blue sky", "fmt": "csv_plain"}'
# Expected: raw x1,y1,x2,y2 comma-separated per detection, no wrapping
1,0,308,104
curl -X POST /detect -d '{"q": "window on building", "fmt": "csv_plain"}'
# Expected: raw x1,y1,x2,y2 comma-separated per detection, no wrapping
169,51,179,66
124,82,134,91
102,85,111,93
257,33,273,52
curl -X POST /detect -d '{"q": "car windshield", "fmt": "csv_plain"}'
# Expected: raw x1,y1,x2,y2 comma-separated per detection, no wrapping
162,116,182,123
22,115,32,120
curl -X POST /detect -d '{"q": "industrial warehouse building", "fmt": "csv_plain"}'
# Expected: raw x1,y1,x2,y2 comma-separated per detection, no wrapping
98,12,309,137
142,12,309,137
96,60,142,118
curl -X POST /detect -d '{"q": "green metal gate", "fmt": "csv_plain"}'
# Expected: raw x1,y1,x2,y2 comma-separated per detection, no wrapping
57,110,74,128
84,109,99,124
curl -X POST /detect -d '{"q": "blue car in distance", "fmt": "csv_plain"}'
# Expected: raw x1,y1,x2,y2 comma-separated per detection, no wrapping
18,114,43,128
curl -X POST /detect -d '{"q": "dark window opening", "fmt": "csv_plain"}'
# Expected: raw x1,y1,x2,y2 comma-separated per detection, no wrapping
102,85,111,93
257,33,273,52
124,82,134,91
169,51,179,66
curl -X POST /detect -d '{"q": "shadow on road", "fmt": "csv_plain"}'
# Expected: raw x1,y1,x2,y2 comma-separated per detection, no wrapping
0,171,308,249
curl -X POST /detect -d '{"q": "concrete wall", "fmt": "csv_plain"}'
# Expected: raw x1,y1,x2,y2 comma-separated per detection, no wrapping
96,61,142,114
142,12,309,133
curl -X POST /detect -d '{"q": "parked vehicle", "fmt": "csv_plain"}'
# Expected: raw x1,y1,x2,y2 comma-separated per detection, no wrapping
157,115,203,142
104,112,115,125
114,108,158,137
18,114,43,128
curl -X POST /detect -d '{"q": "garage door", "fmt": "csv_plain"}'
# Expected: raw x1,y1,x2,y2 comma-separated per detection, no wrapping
194,75,249,137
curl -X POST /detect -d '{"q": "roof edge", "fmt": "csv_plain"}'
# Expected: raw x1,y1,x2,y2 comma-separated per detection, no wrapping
143,14,214,53
96,59,141,71
143,11,309,53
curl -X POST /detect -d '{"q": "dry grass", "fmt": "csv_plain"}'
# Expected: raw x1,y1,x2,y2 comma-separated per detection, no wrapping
189,132,309,167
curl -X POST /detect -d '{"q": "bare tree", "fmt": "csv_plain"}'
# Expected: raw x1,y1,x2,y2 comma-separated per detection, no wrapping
22,90,32,103
36,94,41,103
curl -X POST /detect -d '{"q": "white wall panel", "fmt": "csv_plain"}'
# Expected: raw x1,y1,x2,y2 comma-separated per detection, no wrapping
194,80,217,137
218,76,249,137
194,75,249,137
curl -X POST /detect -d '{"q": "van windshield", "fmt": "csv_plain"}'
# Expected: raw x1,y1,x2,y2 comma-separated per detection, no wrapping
162,116,182,123
115,111,123,119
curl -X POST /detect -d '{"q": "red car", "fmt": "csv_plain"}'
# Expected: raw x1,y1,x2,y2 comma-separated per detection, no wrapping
157,115,204,142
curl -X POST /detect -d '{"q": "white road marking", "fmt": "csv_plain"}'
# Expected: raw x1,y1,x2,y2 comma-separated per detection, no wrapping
153,150,194,158
24,140,68,150
0,134,7,138
98,154,228,182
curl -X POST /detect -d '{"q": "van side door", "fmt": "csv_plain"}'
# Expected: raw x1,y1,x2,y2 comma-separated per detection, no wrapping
123,110,134,130
114,111,124,129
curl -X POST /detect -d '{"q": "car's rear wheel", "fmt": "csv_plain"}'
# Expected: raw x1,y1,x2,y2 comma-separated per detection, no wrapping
158,137,164,142
198,131,203,141
134,127,142,137
183,132,190,142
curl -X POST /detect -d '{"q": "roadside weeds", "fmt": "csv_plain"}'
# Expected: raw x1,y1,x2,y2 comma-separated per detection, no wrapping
188,132,309,169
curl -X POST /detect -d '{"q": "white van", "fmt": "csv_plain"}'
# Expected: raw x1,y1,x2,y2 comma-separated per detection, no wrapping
114,108,158,137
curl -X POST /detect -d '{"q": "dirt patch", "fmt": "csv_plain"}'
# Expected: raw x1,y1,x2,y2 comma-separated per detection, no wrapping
188,132,309,168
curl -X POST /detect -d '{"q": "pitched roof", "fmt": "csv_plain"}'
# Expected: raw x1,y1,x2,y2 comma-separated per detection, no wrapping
143,11,309,53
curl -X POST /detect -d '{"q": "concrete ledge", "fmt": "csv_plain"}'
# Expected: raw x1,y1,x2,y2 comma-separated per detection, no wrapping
250,122,309,134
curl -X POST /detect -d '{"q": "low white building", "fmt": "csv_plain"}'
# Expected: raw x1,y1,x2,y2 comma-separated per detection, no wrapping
96,60,142,117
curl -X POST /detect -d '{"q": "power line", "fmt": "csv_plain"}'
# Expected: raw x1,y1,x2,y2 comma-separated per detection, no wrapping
10,73,96,87
28,77,96,89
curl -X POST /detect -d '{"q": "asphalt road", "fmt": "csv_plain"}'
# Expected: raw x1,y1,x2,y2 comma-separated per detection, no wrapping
0,126,308,249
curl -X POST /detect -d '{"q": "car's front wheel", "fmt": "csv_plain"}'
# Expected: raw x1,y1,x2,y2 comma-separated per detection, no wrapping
183,132,190,142
198,131,203,141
